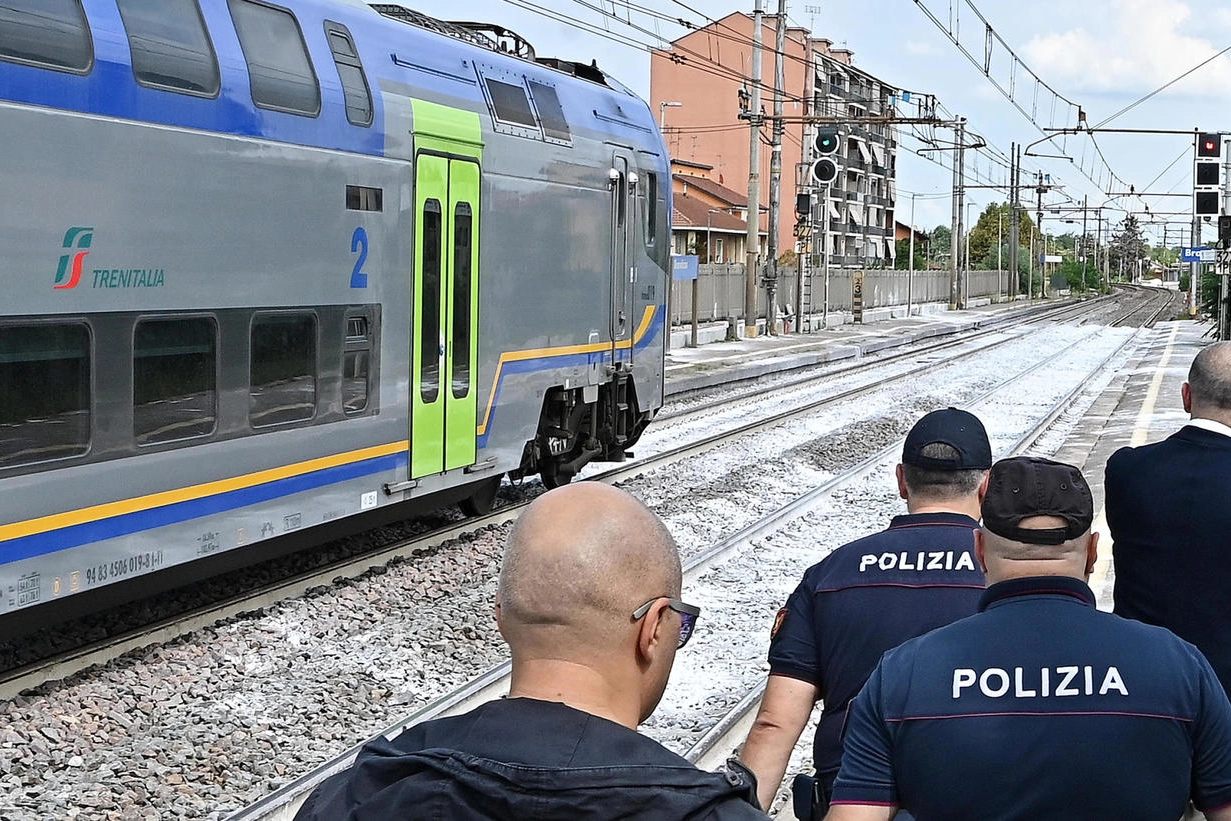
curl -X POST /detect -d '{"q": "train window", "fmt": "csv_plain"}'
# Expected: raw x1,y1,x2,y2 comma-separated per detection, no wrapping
484,78,536,128
227,0,320,116
324,21,371,127
345,185,382,212
343,313,371,415
420,199,442,405
133,317,217,445
0,323,90,468
0,0,92,73
451,203,473,400
644,171,657,246
528,81,569,141
249,313,317,427
115,0,219,97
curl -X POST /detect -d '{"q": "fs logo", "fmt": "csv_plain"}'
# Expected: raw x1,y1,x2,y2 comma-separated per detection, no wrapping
53,227,94,289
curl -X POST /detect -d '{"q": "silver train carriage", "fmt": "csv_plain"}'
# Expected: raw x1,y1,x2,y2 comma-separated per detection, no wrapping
0,0,670,628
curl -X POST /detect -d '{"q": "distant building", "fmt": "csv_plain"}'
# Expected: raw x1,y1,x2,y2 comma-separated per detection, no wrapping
650,14,900,270
669,159,766,262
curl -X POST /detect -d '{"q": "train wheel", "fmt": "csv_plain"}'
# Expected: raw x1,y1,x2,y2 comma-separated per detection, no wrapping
459,475,503,517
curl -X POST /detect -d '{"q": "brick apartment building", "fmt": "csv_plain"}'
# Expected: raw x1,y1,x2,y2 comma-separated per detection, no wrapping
651,13,899,269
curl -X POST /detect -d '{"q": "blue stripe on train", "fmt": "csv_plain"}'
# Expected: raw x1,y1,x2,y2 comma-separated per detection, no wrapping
1,452,406,565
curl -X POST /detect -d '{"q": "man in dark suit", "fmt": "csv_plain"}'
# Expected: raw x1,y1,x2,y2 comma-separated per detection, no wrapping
1107,341,1231,693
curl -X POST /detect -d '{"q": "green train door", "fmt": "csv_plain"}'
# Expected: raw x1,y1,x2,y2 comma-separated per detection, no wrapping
411,154,480,478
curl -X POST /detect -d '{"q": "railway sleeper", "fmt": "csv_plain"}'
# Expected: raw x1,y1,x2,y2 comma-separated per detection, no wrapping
514,377,648,488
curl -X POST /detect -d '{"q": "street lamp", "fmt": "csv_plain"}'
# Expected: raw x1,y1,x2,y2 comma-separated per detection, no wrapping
659,101,682,131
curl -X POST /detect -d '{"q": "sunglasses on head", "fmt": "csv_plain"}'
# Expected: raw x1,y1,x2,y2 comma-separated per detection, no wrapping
632,597,701,648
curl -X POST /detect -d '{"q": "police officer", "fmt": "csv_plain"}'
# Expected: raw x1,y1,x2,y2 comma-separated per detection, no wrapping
296,484,766,820
1108,341,1231,694
826,457,1231,821
741,408,991,816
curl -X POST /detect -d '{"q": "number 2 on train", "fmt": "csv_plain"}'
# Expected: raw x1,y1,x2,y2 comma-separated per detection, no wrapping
350,227,369,288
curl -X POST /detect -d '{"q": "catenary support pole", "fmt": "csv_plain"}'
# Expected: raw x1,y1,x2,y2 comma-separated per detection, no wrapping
765,0,788,334
743,0,765,338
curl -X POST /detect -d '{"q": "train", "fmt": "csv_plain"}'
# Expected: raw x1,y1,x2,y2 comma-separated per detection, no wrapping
0,0,670,630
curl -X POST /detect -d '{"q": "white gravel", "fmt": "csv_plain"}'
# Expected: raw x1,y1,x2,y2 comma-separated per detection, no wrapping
0,318,1146,820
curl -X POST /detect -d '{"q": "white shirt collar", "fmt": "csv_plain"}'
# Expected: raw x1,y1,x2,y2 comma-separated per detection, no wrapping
1185,418,1231,438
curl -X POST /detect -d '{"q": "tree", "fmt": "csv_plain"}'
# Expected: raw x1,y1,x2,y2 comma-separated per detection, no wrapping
1108,215,1148,280
894,238,926,269
930,224,951,265
967,203,1034,271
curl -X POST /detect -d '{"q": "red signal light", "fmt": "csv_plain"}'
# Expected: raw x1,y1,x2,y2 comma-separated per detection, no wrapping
1206,140,1218,152
1198,132,1223,158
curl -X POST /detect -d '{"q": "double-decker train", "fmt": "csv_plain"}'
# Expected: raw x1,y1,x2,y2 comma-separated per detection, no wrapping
0,0,669,630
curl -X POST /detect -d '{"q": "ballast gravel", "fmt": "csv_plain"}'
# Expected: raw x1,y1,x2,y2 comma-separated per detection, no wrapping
0,313,1145,820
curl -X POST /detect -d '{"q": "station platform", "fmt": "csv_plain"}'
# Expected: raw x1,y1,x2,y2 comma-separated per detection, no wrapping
662,297,1051,397
1051,319,1217,609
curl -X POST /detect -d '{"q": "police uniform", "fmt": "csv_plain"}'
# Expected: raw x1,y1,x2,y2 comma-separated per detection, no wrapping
768,512,985,793
831,458,1231,820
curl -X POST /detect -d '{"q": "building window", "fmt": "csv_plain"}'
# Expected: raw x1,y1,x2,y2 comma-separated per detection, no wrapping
324,21,371,126
115,0,219,96
227,0,320,116
133,317,217,445
714,238,724,264
0,0,92,73
528,80,569,141
0,322,91,468
484,77,536,128
249,313,317,426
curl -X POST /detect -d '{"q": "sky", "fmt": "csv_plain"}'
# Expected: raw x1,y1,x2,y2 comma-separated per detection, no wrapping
412,0,1231,245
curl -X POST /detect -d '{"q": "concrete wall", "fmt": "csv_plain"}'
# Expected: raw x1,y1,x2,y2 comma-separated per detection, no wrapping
667,265,1011,325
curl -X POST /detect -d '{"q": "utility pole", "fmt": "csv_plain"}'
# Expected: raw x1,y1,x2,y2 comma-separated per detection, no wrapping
1036,172,1047,298
765,0,788,335
1008,142,1020,299
949,117,965,309
742,0,765,338
1081,195,1088,294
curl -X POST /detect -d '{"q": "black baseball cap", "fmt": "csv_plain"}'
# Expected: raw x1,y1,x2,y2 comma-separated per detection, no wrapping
902,408,992,471
982,457,1094,545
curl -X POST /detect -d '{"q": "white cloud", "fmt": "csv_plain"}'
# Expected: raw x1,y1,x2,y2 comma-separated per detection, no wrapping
904,40,943,57
1022,0,1231,98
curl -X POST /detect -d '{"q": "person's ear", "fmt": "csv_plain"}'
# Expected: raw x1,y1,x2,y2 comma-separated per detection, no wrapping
1182,382,1193,415
636,598,671,663
974,529,988,574
896,464,909,500
494,596,506,640
1085,532,1100,578
976,471,991,504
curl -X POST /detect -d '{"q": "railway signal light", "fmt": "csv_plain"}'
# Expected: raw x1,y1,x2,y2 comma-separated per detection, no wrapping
1220,215,1231,249
1198,132,1222,158
815,126,840,156
810,158,838,184
811,126,840,184
1194,132,1224,217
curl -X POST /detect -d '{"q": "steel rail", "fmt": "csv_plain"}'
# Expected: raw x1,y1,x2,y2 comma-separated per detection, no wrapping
0,298,1115,698
227,316,1143,821
3,290,1152,702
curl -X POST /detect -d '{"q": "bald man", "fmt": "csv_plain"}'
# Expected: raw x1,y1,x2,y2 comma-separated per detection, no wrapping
825,458,1231,820
296,483,766,820
1109,341,1231,694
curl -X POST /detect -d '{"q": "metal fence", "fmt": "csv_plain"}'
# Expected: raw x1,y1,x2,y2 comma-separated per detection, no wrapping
667,265,1010,325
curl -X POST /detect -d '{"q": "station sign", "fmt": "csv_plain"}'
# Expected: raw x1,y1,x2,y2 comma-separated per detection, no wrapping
1181,246,1215,263
672,254,699,281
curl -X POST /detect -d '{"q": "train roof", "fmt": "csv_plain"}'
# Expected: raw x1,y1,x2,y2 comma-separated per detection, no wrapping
0,0,656,157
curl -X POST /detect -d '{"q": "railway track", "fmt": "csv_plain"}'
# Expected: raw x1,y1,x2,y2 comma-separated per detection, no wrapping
0,291,1152,700
225,302,1150,821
